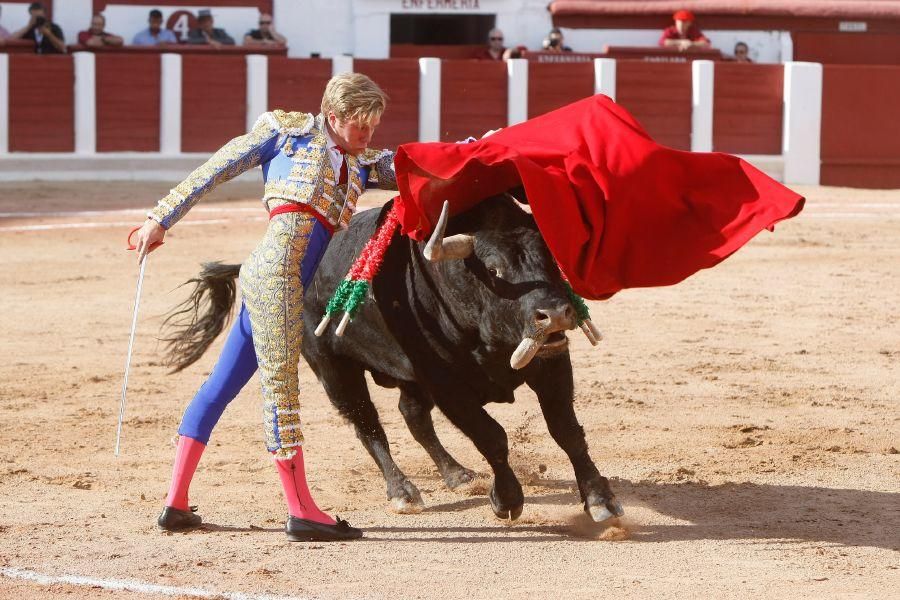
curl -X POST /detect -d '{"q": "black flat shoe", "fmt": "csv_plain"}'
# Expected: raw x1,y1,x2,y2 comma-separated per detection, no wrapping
285,516,363,542
157,506,202,531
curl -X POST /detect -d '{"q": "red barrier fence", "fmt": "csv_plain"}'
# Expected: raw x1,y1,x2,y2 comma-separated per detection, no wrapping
527,62,594,119
821,65,900,189
181,56,246,153
8,55,75,152
267,58,332,116
713,63,783,155
616,60,692,150
440,60,507,143
96,54,161,152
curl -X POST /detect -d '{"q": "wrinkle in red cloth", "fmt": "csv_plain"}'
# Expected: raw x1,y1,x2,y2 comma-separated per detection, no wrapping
392,95,804,300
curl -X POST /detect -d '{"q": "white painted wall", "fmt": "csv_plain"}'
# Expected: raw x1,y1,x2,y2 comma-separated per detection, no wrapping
275,0,354,58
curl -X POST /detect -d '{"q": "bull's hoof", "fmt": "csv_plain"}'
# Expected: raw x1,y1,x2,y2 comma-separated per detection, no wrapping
443,466,477,490
586,497,625,523
489,485,524,521
387,480,425,515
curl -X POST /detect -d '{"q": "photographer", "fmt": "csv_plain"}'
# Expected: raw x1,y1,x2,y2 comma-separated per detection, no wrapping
542,27,572,53
11,2,66,54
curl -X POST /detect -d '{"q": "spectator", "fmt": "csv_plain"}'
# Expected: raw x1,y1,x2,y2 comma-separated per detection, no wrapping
77,13,123,47
734,41,753,63
659,10,710,50
11,3,66,54
243,13,286,46
475,27,505,60
133,9,177,46
0,7,11,41
542,27,572,53
188,9,235,46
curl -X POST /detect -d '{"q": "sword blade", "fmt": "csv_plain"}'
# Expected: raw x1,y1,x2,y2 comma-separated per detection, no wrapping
115,255,148,456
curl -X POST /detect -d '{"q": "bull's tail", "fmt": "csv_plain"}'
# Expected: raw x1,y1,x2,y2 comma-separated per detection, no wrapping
160,261,241,373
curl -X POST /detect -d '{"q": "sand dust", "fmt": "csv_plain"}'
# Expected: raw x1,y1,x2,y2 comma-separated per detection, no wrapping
0,181,897,599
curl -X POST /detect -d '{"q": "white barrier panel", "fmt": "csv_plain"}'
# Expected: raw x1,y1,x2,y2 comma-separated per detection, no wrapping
246,55,269,129
507,58,528,126
332,55,353,77
594,58,616,101
419,57,441,143
0,54,8,154
73,52,96,155
783,62,823,185
160,54,182,155
691,60,714,153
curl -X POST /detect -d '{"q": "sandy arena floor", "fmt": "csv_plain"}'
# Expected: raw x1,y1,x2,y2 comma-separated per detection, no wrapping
0,181,897,599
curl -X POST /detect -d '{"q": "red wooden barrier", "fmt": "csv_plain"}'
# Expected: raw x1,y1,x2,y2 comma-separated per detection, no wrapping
354,59,419,150
181,55,246,153
527,62,593,119
267,58,331,114
713,63,783,155
96,54,160,152
440,60,507,143
616,60,692,150
8,55,74,152
821,65,900,189
794,32,900,66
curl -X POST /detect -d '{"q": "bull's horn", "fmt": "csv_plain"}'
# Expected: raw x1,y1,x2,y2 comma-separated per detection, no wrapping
510,336,544,370
423,200,475,261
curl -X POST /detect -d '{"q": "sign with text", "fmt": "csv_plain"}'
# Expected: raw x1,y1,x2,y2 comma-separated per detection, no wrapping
400,0,481,10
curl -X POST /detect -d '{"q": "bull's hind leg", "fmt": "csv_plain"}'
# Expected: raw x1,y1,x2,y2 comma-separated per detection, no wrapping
315,359,425,514
526,356,624,523
398,385,476,490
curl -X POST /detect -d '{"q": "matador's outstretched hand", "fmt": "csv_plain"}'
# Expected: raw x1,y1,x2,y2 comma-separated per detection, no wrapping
133,219,166,263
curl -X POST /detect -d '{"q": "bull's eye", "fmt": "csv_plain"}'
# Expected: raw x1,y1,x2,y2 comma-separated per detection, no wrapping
488,267,503,279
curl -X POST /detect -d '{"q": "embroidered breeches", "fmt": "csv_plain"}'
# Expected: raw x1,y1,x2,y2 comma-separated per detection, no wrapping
177,212,330,458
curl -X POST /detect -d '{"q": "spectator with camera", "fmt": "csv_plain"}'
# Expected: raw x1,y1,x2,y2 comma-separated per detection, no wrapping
78,13,124,48
11,2,66,54
188,9,235,47
133,9,177,46
243,13,286,46
543,27,572,52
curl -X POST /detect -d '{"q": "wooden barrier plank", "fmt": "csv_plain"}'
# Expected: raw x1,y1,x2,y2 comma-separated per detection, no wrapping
267,58,332,114
440,60,507,142
181,55,246,153
9,55,75,152
616,60,692,150
96,54,160,152
527,62,593,119
821,64,900,188
354,59,419,150
713,63,783,155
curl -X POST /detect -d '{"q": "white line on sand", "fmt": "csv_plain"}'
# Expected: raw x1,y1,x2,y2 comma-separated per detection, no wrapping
0,566,312,600
804,212,900,219
0,217,265,232
0,207,261,218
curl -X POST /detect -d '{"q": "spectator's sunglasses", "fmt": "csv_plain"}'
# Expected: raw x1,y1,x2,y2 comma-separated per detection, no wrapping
260,19,272,25
490,36,503,41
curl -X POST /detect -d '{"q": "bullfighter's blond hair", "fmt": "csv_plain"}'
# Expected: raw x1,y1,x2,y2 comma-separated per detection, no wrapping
321,73,388,126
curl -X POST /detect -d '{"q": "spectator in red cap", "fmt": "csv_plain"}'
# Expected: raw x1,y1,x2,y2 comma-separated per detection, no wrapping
659,10,710,50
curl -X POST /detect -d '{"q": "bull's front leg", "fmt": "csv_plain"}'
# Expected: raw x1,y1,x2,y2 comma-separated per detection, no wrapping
526,354,624,523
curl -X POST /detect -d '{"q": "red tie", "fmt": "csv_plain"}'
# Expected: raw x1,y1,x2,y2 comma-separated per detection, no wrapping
336,146,348,186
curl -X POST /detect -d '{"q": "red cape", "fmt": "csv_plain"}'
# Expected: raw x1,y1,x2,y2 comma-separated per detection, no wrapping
392,95,804,300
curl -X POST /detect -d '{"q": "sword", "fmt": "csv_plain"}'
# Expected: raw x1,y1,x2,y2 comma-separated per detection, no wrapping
116,227,161,456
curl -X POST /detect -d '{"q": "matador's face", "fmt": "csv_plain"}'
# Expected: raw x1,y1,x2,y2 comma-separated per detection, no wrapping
328,112,381,155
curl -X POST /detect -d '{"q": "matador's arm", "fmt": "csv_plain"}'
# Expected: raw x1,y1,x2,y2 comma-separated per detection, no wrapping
148,113,283,229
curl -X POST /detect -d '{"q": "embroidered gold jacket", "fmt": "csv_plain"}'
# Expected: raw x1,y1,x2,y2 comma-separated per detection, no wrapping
148,111,397,230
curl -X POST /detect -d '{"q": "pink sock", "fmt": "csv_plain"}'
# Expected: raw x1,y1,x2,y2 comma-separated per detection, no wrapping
164,436,206,511
274,448,336,525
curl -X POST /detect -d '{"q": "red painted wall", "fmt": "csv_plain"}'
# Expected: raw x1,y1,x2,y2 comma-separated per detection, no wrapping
821,65,900,189
794,32,900,65
8,55,74,152
527,62,594,119
440,60,507,142
354,59,419,150
616,60,692,150
96,54,160,152
713,63,783,155
267,58,331,114
181,56,247,153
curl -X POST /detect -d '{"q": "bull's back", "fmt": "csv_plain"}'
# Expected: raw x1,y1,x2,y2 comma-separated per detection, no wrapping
302,204,415,382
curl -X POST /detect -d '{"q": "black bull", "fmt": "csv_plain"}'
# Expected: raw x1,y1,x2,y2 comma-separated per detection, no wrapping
164,195,624,523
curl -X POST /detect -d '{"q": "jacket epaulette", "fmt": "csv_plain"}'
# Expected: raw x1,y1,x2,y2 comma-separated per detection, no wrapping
263,110,317,137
